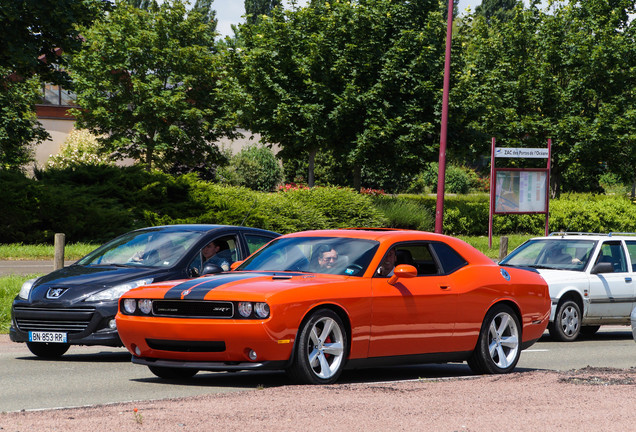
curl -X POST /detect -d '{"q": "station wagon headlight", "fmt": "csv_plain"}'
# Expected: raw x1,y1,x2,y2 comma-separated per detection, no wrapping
85,278,154,302
19,278,38,299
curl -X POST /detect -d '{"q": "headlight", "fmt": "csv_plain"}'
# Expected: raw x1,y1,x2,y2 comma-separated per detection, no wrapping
237,302,253,317
254,302,270,319
139,299,153,314
85,278,153,302
123,299,137,314
19,278,38,299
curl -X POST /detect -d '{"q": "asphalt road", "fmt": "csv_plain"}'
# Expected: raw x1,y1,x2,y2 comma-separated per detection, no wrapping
1,327,634,413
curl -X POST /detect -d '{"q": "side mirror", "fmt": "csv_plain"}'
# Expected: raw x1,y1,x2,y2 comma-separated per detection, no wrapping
388,264,418,285
230,260,243,271
202,263,223,276
591,262,614,274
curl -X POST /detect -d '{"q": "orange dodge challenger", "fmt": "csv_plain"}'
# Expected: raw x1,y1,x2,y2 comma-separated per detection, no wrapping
116,229,550,384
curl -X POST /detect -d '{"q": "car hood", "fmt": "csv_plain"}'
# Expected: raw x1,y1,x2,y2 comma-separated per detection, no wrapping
125,271,352,301
533,269,588,284
30,264,168,300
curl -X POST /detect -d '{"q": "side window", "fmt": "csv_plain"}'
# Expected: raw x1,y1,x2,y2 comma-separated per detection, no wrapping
596,241,628,273
390,243,441,276
187,235,239,277
625,241,636,272
430,242,467,274
245,234,275,255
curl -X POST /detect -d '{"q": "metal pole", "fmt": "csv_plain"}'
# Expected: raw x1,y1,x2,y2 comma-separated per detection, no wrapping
434,0,454,234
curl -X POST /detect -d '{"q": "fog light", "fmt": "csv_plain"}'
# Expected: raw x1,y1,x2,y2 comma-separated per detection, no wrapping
109,319,117,330
248,349,258,361
133,344,141,356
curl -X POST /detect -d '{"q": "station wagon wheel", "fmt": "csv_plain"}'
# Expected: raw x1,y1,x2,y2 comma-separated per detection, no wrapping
287,309,348,384
148,366,198,380
548,299,581,342
467,304,521,374
26,342,70,358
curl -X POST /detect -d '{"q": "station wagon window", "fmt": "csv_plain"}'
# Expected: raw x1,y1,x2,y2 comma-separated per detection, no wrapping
625,241,636,272
596,241,628,273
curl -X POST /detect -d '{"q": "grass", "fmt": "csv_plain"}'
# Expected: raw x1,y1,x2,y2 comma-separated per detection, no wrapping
0,274,43,333
0,234,535,334
0,243,98,260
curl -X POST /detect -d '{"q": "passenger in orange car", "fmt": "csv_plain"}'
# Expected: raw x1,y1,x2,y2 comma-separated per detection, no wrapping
376,248,396,277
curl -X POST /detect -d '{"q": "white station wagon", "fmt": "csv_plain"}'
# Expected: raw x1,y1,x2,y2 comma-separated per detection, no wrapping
500,233,636,341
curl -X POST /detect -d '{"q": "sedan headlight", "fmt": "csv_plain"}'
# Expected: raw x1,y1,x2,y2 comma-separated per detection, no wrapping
18,278,38,300
85,278,153,302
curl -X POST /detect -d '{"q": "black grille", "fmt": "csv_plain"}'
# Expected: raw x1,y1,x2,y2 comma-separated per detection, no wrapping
146,339,226,352
13,306,95,333
152,300,233,318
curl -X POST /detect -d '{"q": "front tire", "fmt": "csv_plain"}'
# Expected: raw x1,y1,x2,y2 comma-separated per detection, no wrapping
287,309,348,384
26,342,70,358
148,366,198,379
548,299,581,341
468,304,521,374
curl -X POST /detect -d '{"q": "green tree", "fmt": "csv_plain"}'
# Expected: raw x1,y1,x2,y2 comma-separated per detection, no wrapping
0,0,106,86
245,0,282,24
0,73,48,169
475,0,521,22
232,0,446,191
68,0,237,173
452,0,636,196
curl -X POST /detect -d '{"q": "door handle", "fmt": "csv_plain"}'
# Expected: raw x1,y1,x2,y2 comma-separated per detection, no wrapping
625,277,632,283
440,285,450,290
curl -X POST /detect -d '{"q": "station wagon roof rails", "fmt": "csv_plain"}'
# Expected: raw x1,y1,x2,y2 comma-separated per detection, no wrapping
548,232,636,237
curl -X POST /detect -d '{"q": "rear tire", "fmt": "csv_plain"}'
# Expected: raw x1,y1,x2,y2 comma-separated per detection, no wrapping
468,304,521,374
26,342,70,358
148,366,198,379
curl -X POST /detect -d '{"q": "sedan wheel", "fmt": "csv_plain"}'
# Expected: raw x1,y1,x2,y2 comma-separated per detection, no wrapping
287,309,347,384
468,304,521,374
26,342,70,358
549,299,581,342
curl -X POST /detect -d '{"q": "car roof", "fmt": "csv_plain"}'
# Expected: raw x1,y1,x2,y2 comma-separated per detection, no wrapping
281,229,493,265
530,232,636,241
134,224,280,235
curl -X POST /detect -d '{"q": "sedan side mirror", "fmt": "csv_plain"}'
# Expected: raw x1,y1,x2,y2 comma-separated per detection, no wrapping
202,263,223,276
388,264,418,285
591,262,614,274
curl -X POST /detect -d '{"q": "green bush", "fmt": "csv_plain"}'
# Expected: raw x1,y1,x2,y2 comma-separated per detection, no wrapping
407,163,483,194
372,196,434,231
217,145,283,192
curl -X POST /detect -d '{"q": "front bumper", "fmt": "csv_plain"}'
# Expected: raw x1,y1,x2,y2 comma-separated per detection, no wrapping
10,301,123,346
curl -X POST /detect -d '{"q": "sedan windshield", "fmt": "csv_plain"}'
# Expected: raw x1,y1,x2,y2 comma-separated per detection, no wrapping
500,239,596,271
76,229,203,268
237,237,379,276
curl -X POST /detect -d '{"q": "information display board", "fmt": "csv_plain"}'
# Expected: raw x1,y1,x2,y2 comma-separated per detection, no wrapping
494,170,547,213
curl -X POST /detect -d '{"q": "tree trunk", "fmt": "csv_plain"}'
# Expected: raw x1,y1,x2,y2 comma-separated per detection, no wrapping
145,145,153,171
632,177,635,200
307,149,316,187
353,164,361,191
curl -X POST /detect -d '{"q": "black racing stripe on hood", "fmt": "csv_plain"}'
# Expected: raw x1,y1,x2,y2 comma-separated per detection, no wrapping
163,272,295,300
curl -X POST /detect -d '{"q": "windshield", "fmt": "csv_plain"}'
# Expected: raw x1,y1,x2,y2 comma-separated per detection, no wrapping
500,238,597,271
76,229,203,268
237,237,380,276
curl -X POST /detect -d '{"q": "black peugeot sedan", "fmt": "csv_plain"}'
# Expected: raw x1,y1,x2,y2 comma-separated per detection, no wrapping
10,224,280,358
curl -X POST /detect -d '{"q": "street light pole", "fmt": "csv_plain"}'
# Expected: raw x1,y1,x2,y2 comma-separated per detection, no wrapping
434,0,454,234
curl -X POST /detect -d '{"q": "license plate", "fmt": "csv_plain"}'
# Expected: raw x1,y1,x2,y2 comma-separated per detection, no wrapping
28,331,67,343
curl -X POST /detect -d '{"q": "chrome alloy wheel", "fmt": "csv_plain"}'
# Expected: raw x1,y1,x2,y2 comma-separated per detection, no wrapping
487,311,520,369
307,316,345,379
